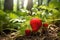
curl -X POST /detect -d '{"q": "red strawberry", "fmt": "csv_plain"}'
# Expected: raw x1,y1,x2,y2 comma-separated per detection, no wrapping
30,18,42,32
43,23,48,28
25,29,31,36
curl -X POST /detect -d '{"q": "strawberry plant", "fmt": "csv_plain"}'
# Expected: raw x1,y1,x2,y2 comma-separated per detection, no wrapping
43,23,49,28
25,29,31,36
30,18,42,32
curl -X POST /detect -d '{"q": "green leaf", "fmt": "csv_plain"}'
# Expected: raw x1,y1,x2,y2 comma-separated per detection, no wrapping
8,13,18,19
38,5,48,10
